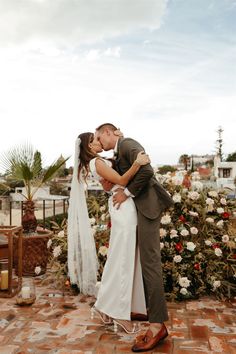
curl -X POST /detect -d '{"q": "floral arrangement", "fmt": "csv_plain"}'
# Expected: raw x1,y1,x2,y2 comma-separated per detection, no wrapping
45,174,236,301
158,171,236,301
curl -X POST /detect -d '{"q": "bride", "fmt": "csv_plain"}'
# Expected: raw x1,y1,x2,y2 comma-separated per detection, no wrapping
68,131,149,333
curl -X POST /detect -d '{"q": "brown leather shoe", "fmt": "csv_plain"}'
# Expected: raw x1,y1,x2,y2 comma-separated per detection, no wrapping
131,324,168,352
131,312,148,321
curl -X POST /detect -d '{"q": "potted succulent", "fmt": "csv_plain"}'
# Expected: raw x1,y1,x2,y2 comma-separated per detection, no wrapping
1,144,69,275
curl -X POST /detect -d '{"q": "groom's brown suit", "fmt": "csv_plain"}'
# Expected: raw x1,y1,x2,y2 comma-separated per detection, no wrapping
115,137,173,323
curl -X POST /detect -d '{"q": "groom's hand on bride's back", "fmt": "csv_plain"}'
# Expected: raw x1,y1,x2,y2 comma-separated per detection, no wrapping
113,188,128,209
100,178,113,192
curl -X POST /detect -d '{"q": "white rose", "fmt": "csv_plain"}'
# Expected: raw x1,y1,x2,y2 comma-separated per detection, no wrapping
90,217,96,225
100,205,106,212
160,228,167,238
206,217,214,223
161,214,171,225
215,248,223,257
189,211,198,217
35,266,41,275
222,235,229,243
186,242,196,251
220,198,227,205
47,239,52,249
205,240,212,246
190,227,198,235
173,255,182,263
180,229,189,237
57,230,64,238
208,191,218,197
170,229,178,238
206,198,214,205
53,245,62,258
160,242,164,250
99,246,108,256
216,220,224,228
180,287,188,295
213,280,221,290
173,193,181,203
188,191,200,200
217,208,224,214
179,277,191,288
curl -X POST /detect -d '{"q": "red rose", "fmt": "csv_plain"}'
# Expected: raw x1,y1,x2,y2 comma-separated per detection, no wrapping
222,212,230,219
107,221,112,228
175,242,183,252
212,243,220,249
194,263,200,270
179,215,186,223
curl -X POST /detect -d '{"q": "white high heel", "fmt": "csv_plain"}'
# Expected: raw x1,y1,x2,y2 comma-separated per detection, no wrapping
113,320,140,334
90,306,113,325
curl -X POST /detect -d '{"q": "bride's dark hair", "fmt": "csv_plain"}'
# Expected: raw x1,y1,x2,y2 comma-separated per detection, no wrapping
78,132,97,180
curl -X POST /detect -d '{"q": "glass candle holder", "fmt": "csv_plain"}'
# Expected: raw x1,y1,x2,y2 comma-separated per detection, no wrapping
16,278,36,306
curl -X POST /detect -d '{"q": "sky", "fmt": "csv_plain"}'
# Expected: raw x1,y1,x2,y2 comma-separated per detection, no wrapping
0,0,235,171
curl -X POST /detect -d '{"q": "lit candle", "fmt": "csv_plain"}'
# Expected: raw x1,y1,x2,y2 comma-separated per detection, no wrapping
21,286,31,299
0,270,8,290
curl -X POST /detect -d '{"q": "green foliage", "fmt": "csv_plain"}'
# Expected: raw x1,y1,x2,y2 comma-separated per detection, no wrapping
0,144,69,200
158,165,176,175
226,151,236,162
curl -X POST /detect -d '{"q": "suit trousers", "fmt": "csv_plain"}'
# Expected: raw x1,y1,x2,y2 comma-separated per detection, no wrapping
137,211,168,323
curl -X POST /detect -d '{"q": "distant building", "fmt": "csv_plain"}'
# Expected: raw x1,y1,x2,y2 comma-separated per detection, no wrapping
213,155,236,190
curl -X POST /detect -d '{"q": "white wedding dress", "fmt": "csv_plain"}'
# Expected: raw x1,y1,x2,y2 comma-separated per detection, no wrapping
90,158,147,320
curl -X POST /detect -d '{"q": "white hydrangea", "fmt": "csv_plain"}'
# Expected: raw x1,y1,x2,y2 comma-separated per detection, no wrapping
173,193,181,203
206,217,214,223
180,287,188,295
215,248,223,257
186,242,196,251
53,245,62,258
160,228,167,238
208,190,218,198
188,191,200,200
99,246,108,256
205,240,212,246
180,228,189,237
179,277,191,288
190,227,198,235
161,214,171,225
222,234,229,243
173,255,182,263
213,280,221,290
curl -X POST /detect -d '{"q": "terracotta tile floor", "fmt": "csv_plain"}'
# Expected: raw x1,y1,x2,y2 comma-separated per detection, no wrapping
0,278,236,354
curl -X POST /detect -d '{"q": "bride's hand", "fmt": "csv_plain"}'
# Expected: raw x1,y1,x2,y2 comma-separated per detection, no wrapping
135,151,151,166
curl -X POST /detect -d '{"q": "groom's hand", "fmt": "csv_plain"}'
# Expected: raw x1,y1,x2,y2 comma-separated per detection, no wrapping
113,188,128,209
100,178,113,192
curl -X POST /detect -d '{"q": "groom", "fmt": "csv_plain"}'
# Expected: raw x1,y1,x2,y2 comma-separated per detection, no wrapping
95,123,173,352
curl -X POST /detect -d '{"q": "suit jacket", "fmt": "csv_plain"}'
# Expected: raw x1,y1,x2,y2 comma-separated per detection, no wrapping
115,137,174,220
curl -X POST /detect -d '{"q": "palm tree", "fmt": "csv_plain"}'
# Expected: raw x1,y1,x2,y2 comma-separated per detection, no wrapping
178,154,190,171
1,143,69,233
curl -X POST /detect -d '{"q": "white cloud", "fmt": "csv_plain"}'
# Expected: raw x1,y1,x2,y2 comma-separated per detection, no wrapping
0,0,168,47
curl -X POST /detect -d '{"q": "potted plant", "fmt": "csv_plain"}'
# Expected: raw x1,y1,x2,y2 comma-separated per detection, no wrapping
0,144,69,275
